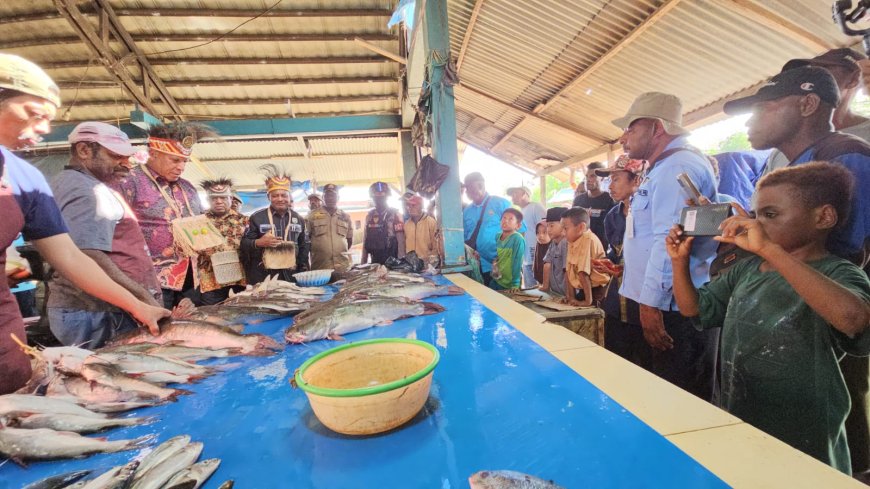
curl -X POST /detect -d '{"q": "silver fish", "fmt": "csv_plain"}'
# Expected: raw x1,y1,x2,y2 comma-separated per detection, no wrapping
89,352,209,377
217,481,234,489
132,435,191,480
0,394,106,419
354,282,463,301
285,298,445,343
468,471,565,489
143,345,240,362
84,401,162,414
80,363,190,401
13,412,155,434
0,426,151,462
38,346,94,375
22,470,91,489
109,320,281,355
75,460,139,489
130,442,202,489
164,458,221,489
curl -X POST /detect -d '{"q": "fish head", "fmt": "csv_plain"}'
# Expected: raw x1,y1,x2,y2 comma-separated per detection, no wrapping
284,330,308,344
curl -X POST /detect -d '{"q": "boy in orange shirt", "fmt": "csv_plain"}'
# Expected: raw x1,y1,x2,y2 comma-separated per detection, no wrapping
561,207,610,307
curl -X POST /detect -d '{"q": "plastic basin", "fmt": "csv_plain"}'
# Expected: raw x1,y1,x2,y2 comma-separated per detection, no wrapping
294,269,333,287
294,338,440,435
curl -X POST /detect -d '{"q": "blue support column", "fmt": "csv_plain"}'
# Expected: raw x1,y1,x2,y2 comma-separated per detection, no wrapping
400,130,417,189
421,0,466,269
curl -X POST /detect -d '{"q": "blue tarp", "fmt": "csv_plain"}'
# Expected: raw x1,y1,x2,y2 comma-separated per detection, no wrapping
3,277,727,488
713,150,770,210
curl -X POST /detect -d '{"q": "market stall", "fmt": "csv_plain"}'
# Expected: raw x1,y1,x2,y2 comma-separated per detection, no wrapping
5,275,729,489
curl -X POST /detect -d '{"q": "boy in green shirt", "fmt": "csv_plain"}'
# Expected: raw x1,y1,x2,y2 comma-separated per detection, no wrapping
667,162,870,475
490,208,525,291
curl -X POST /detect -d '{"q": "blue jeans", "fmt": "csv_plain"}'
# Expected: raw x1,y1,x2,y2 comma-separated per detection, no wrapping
522,263,537,288
48,308,138,349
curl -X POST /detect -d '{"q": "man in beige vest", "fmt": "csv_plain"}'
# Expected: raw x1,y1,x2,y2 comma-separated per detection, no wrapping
403,194,439,262
307,184,353,272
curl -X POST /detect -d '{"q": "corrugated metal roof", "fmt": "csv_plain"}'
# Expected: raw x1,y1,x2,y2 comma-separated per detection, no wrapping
2,0,862,178
447,0,861,173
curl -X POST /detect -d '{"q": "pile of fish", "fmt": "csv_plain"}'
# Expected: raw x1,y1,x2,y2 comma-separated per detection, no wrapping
285,265,462,343
21,435,232,489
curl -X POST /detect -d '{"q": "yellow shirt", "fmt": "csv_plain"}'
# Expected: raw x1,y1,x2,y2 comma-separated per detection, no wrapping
566,230,609,289
404,214,439,261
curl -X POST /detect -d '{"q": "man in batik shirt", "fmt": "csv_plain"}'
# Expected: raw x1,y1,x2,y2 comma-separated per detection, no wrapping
114,122,216,309
196,178,248,305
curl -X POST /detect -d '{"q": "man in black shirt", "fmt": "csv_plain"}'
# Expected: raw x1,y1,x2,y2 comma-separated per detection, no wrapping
572,161,615,250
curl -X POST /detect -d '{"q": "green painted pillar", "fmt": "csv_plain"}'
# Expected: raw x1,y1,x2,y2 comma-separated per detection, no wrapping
421,0,466,269
400,130,417,190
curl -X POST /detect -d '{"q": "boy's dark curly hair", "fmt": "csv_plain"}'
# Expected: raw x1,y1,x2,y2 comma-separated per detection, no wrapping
757,161,854,229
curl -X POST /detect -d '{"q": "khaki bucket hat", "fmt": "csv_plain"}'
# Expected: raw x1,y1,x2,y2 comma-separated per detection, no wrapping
0,54,61,108
611,92,687,135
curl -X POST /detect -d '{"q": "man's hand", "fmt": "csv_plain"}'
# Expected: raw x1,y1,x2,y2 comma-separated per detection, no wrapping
561,296,583,307
640,304,673,351
131,303,171,336
665,224,694,261
255,232,282,248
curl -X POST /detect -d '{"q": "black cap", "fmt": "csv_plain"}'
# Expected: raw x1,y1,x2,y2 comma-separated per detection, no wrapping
723,66,840,115
545,207,567,222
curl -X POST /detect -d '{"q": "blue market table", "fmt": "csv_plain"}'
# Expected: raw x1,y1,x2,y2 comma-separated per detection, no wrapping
4,275,734,488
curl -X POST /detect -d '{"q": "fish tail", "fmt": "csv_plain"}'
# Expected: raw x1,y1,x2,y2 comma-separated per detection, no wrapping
169,388,194,401
447,286,464,295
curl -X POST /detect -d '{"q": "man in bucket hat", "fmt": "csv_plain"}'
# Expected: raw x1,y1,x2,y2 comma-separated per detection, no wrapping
47,121,164,349
612,92,720,402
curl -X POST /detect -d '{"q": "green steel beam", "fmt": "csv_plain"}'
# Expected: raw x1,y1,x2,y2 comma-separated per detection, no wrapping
41,114,403,143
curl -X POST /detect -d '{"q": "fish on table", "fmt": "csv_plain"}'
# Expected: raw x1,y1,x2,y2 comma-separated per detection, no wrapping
130,441,203,489
108,320,282,356
164,458,221,489
10,412,156,434
0,394,107,420
284,298,445,343
468,470,565,489
21,470,91,489
68,460,139,489
0,426,152,464
80,363,190,402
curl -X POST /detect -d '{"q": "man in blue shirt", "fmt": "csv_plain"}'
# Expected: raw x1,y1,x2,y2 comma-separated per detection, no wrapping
612,92,720,402
723,65,870,479
713,150,770,210
462,172,512,286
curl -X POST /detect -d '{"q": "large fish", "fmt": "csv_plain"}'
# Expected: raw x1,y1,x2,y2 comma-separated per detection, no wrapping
353,282,463,301
468,471,565,489
12,412,155,434
0,394,106,419
0,426,151,463
130,441,203,489
47,375,161,406
194,304,302,324
22,470,91,489
80,363,190,401
73,460,139,489
109,320,281,355
284,298,445,343
164,458,221,489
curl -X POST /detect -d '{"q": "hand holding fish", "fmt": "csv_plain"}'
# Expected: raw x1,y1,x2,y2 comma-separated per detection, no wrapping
131,302,171,336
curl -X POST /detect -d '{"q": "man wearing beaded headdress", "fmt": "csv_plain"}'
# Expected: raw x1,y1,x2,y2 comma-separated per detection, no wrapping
113,122,216,309
196,178,249,305
240,165,310,284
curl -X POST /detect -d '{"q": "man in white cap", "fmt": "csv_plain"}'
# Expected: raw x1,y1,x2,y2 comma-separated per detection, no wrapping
0,53,167,394
47,122,164,348
612,92,720,402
